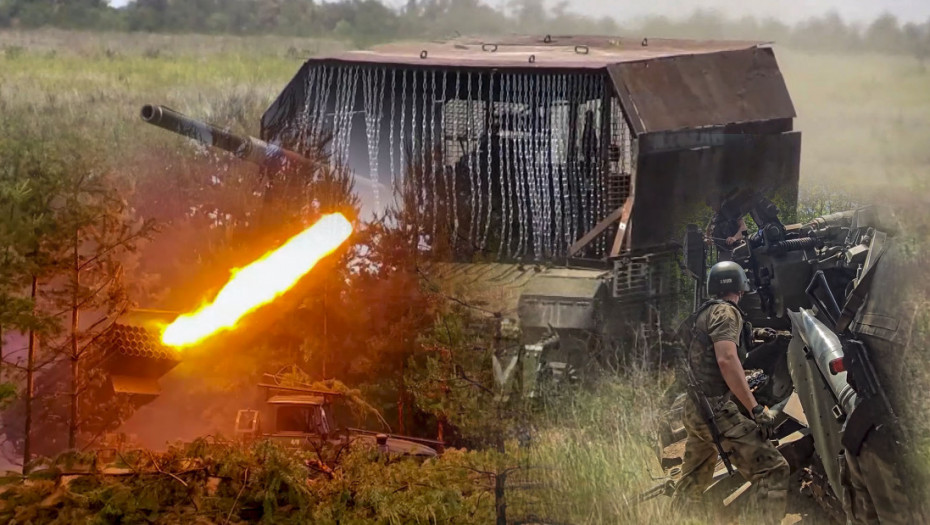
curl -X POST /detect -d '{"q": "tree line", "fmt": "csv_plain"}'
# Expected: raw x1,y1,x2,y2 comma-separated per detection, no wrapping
0,0,929,59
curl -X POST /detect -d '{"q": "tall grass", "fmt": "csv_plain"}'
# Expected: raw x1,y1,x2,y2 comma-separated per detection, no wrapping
530,373,677,524
523,368,790,524
0,29,345,164
1,29,927,195
1,29,927,523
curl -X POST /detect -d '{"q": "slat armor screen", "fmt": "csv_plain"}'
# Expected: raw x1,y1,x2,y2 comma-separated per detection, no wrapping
296,64,634,262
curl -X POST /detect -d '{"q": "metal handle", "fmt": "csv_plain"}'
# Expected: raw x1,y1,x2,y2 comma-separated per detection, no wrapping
574,45,589,54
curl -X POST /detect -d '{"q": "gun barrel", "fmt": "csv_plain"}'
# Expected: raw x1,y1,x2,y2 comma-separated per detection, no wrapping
140,104,310,169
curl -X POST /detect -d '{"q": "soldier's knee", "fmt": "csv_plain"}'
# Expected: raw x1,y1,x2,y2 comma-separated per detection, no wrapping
754,454,789,486
769,454,789,473
773,459,789,482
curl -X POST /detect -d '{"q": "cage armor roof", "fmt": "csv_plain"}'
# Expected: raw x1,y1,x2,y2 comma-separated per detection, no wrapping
707,261,751,297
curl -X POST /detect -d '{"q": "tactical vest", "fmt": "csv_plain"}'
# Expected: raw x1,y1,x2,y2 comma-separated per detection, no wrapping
675,299,752,398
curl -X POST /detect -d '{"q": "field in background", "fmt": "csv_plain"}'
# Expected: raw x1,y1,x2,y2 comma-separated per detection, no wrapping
0,30,345,160
781,51,930,195
1,29,928,195
2,30,928,524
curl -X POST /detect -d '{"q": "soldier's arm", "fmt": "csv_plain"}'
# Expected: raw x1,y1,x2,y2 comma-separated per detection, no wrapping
715,341,758,413
726,217,748,246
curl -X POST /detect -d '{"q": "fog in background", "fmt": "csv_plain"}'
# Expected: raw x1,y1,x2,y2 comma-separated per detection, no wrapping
557,0,930,24
105,0,930,24
463,0,929,25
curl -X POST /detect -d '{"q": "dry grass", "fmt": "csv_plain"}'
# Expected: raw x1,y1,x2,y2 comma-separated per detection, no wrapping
778,50,930,194
1,29,927,524
0,29,345,160
529,374,675,523
1,29,927,195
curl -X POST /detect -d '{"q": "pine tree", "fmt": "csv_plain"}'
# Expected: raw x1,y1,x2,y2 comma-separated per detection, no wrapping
0,119,71,471
43,153,155,450
0,119,154,466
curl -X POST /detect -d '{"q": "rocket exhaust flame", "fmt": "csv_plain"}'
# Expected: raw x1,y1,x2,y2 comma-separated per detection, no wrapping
161,213,353,348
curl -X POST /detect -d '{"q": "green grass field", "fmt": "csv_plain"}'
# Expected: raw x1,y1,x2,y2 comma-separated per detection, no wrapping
781,50,930,195
2,29,928,195
0,29,345,160
2,29,928,524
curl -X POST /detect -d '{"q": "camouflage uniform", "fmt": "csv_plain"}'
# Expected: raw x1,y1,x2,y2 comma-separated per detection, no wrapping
840,429,915,525
843,261,928,525
674,302,789,524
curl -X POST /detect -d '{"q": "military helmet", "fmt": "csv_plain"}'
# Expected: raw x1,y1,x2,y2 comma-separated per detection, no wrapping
707,261,751,297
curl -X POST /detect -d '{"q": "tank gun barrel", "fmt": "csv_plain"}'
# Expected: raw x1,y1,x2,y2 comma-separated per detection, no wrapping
140,104,310,169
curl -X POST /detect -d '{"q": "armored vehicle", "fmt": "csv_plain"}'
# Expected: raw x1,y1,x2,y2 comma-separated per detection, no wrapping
140,34,926,522
143,34,801,397
235,377,440,457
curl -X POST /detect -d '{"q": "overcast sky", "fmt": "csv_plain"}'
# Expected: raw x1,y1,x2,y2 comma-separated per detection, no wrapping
107,0,930,25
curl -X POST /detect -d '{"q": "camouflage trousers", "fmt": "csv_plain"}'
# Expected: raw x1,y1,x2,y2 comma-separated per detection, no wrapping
840,427,919,525
674,398,789,525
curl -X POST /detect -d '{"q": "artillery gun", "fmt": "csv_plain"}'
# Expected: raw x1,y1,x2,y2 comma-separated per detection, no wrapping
141,104,312,171
143,34,802,399
138,34,924,521
654,193,926,522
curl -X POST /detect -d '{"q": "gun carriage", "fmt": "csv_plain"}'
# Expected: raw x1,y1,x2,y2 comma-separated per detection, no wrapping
655,195,921,521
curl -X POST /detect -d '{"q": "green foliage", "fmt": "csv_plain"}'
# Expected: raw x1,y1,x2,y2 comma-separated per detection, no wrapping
0,381,15,408
0,119,68,336
0,0,116,31
0,373,708,524
0,438,507,524
0,24,926,524
0,115,156,457
403,304,532,448
796,184,860,224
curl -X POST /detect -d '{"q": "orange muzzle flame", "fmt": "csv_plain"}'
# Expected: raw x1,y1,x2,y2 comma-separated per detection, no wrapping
161,213,353,348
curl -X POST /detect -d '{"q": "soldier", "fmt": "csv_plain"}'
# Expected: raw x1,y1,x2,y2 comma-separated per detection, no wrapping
674,261,789,524
705,200,748,261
